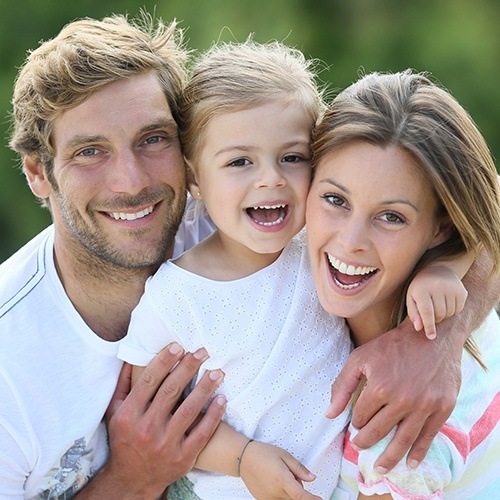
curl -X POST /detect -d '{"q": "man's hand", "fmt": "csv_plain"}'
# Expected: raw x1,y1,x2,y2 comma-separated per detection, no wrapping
328,250,499,473
327,319,462,473
77,343,226,498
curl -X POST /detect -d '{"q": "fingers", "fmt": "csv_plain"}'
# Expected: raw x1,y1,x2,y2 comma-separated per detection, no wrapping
404,412,450,468
420,297,437,340
127,343,187,413
327,353,365,419
106,362,132,420
146,345,216,422
281,455,316,483
406,296,423,332
177,369,227,453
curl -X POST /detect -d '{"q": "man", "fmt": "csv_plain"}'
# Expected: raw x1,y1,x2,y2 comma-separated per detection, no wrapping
1,13,498,498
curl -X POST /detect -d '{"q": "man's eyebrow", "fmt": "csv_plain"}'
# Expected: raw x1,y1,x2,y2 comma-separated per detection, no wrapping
64,119,179,149
139,119,179,135
65,135,107,149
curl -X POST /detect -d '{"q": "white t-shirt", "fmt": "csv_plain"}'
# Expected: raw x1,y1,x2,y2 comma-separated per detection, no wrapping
0,198,216,498
119,228,352,499
0,227,122,498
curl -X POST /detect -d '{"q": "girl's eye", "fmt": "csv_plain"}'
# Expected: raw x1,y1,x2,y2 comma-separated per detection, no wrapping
228,158,250,167
321,193,346,207
282,154,305,163
380,212,405,224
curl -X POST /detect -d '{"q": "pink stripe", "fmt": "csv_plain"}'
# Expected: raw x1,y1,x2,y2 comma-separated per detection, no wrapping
343,429,359,464
358,473,444,499
441,391,500,461
470,391,500,451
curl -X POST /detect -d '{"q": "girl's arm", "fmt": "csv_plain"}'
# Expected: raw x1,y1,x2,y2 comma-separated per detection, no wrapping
406,250,475,339
195,421,320,499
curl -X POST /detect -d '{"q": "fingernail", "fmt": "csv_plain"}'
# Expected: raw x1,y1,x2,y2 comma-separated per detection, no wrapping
351,443,361,452
427,332,436,340
168,342,182,355
408,459,419,469
375,466,387,475
215,395,226,406
209,369,224,382
193,347,209,360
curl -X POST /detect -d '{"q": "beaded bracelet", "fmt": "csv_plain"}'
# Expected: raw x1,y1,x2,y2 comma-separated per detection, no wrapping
236,439,254,477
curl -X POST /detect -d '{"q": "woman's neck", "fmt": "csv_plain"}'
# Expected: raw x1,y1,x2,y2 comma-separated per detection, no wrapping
347,305,396,347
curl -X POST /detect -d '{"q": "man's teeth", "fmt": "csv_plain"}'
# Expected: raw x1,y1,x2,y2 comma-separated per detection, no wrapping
327,255,376,276
110,205,154,221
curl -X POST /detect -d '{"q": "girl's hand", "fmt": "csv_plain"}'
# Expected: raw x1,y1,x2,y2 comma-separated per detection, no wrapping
239,440,320,500
407,265,468,339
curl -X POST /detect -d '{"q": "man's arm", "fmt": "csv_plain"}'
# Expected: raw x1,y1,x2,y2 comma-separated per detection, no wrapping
76,344,226,499
328,250,500,473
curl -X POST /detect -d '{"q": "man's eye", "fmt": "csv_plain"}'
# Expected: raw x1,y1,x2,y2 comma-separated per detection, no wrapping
78,148,98,157
144,135,162,145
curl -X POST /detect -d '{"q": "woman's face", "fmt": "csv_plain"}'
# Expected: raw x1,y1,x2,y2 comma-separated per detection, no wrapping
306,140,447,323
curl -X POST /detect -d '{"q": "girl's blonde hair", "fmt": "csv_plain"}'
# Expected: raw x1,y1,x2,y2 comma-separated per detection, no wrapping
179,38,326,163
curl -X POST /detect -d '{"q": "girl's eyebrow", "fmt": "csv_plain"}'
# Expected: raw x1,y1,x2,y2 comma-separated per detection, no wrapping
318,178,420,211
214,138,310,157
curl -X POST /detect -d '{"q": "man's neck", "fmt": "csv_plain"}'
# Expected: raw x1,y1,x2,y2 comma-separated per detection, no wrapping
53,242,159,342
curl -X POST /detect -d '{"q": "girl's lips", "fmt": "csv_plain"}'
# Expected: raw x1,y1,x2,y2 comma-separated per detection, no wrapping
246,203,289,227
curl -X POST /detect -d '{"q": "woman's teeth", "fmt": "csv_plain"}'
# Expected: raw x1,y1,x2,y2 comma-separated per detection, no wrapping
327,255,377,276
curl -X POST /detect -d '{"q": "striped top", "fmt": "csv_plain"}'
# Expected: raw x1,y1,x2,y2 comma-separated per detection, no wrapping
332,310,500,500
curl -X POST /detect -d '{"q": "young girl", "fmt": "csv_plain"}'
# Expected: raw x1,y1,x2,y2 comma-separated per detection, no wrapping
305,70,500,498
118,44,471,498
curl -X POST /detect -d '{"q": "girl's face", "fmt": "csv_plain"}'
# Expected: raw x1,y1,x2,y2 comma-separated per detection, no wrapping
306,141,448,325
189,101,313,256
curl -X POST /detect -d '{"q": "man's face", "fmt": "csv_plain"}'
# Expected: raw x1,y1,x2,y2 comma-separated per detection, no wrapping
47,72,186,270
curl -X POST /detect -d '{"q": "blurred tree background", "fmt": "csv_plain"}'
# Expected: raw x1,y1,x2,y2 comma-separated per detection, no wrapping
1,0,499,262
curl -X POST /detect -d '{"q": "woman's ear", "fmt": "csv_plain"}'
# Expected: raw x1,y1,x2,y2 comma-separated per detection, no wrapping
429,215,454,249
23,154,52,199
185,157,202,200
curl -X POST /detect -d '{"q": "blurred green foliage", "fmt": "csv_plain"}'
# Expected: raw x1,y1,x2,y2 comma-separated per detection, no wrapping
1,0,499,262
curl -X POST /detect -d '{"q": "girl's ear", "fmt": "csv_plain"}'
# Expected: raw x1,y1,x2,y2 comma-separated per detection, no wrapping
185,157,202,200
23,154,52,199
429,215,454,249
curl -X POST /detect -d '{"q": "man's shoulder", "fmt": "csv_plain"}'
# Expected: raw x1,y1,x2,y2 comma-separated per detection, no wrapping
0,226,54,318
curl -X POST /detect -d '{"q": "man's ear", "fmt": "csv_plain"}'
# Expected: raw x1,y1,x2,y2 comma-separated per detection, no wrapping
184,157,202,200
429,215,455,249
23,154,52,199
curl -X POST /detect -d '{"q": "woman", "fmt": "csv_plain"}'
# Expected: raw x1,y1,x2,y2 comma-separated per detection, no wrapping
306,69,500,498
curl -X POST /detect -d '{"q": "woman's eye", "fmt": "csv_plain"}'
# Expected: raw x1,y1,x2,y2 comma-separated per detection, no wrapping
322,193,346,207
228,158,250,167
380,212,405,224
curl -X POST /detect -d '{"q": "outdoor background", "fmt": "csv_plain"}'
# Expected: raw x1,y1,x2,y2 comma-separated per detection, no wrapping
1,0,499,262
